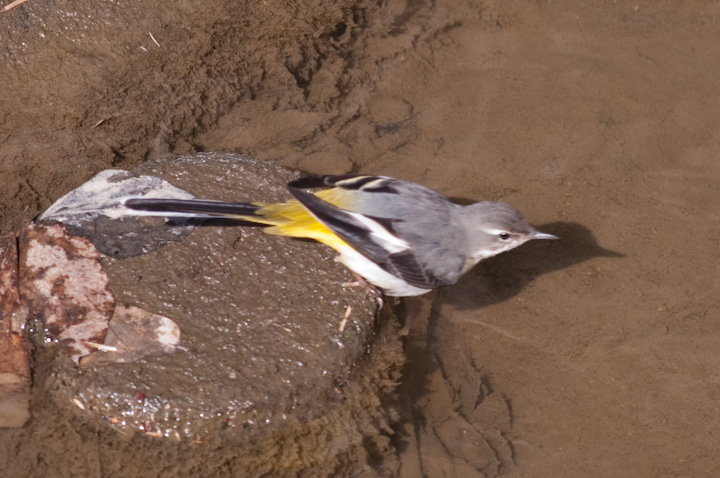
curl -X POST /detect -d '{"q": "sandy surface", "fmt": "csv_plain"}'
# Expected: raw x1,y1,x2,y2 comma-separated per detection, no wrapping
2,0,720,477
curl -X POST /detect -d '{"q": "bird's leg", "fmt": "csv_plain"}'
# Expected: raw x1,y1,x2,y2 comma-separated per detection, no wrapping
342,271,385,308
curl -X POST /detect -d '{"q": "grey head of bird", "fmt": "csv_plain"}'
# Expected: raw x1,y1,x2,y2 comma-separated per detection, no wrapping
458,201,558,269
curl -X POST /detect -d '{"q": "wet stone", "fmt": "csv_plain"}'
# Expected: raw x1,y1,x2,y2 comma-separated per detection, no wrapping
38,169,195,259
0,232,31,428
0,232,21,333
37,153,404,477
19,223,114,364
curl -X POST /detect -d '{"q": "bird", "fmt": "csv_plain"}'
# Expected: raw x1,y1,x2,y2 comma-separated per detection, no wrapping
123,174,557,297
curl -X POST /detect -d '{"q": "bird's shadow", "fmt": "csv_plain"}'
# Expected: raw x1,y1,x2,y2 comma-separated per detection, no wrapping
438,220,623,311
392,220,622,463
173,217,262,228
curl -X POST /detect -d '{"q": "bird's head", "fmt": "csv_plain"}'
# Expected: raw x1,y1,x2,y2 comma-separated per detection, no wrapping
460,201,558,267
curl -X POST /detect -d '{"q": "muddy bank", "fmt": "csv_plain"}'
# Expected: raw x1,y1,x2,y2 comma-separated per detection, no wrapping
0,0,391,232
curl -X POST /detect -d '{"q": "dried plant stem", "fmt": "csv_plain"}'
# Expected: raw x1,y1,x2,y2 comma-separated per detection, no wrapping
2,0,31,13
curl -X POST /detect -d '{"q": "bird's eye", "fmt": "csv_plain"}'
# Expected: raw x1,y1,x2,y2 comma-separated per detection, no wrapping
499,232,511,240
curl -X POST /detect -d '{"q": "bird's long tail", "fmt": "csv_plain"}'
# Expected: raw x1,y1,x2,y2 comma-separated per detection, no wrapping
122,197,341,244
123,198,267,220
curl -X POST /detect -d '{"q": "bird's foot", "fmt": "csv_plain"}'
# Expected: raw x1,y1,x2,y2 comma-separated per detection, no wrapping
342,273,384,309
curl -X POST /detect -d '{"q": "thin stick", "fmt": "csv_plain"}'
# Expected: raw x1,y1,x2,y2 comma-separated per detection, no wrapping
2,0,30,13
148,32,160,47
338,305,352,332
84,341,118,352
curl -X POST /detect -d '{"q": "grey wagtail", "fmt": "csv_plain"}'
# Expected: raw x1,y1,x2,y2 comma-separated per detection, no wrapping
123,174,557,296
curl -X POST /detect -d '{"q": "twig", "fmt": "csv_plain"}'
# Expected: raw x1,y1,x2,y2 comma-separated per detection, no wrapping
2,0,30,13
84,341,118,352
148,32,160,48
272,323,292,333
338,305,352,332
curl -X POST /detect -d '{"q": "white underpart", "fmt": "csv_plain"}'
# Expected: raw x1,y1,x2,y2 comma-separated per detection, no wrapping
343,209,410,253
333,242,430,297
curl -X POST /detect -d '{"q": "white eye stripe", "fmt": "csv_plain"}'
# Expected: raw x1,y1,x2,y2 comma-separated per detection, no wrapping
485,228,512,236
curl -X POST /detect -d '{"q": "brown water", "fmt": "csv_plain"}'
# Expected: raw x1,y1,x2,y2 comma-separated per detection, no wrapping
2,1,720,477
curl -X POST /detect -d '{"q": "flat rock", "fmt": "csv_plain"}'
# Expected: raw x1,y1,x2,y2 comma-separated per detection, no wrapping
0,232,31,428
34,153,404,477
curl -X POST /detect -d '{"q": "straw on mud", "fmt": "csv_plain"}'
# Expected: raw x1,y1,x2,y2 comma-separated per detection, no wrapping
2,0,30,13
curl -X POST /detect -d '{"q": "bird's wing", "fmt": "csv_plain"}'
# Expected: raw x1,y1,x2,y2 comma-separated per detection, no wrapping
290,174,405,195
288,175,461,288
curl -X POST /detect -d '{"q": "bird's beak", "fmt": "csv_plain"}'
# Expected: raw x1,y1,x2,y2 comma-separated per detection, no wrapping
530,230,559,240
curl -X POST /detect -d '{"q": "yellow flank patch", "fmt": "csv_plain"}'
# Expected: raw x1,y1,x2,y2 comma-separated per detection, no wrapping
253,197,351,253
